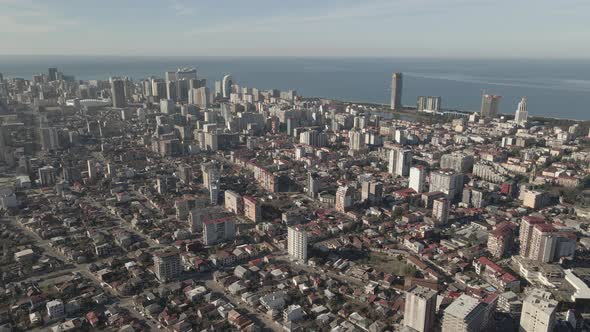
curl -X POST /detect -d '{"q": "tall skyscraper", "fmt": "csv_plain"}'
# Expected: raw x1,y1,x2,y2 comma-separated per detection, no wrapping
214,80,222,97
519,216,546,258
348,129,365,152
417,96,442,112
515,97,529,127
176,79,190,102
433,197,450,224
429,169,463,200
409,166,426,193
40,127,60,151
188,87,209,109
388,147,412,177
361,181,383,204
176,67,197,81
404,285,437,332
528,223,557,263
87,159,97,180
300,130,327,148
440,152,474,173
166,81,177,101
335,185,354,212
480,94,502,119
390,72,403,111
520,289,557,332
176,68,197,102
151,79,166,100
222,74,233,99
308,172,320,198
48,68,58,82
110,77,127,108
38,166,56,187
201,162,220,205
178,164,193,184
165,71,177,82
288,226,308,262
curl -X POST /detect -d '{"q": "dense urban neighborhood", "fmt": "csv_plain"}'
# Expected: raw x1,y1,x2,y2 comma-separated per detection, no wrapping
0,67,589,332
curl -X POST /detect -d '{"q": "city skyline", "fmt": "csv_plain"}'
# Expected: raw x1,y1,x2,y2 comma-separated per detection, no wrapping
1,1,590,331
1,0,590,58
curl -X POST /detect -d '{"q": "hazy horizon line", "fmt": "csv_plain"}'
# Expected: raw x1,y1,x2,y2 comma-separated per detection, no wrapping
1,54,590,62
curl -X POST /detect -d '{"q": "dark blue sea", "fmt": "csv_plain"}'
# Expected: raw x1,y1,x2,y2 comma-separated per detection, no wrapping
1,56,590,120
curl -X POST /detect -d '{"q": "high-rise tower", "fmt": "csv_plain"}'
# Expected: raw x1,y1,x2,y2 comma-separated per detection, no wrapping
480,94,501,119
110,77,127,108
222,74,233,99
390,72,403,111
288,226,308,262
515,97,528,126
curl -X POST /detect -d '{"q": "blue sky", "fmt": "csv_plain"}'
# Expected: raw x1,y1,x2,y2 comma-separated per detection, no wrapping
1,0,589,58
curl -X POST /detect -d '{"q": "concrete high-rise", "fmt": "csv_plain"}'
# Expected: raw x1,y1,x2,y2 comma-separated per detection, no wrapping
440,152,474,173
308,172,320,198
528,223,557,262
390,73,403,111
433,197,450,224
515,97,529,127
201,162,220,205
222,75,233,99
429,169,463,200
178,164,193,184
153,249,181,282
417,96,442,112
38,166,56,187
409,166,426,193
487,222,516,259
335,185,354,212
203,217,236,245
166,81,177,101
404,285,437,332
348,129,365,152
480,94,502,119
176,68,197,81
188,87,209,109
361,181,383,204
48,68,58,82
152,79,167,101
110,77,127,108
87,159,97,180
519,216,546,259
40,127,60,151
442,294,489,332
520,289,557,332
389,147,412,177
288,226,308,262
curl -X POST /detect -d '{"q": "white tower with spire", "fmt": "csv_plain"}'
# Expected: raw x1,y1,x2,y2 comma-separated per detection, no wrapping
515,97,528,127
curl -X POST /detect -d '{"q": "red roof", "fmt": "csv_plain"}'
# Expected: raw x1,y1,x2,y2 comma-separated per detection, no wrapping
523,216,545,224
243,196,257,203
395,188,417,198
491,222,515,237
476,257,517,283
534,223,556,233
203,217,231,226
